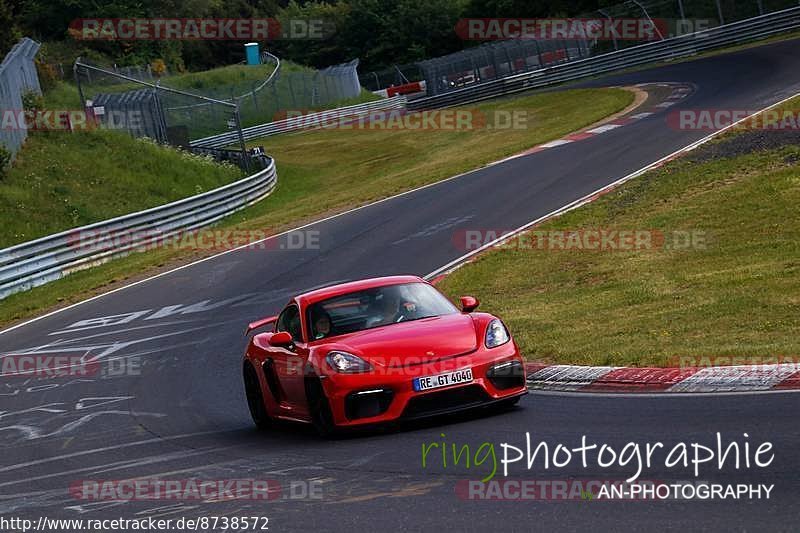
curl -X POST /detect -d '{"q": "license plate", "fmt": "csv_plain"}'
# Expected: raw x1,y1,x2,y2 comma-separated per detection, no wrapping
413,368,474,392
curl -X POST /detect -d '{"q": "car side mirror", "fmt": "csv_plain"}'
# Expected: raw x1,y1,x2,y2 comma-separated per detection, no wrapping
269,331,294,347
460,296,480,312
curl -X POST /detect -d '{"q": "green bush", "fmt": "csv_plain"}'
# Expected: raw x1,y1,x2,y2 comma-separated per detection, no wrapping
21,90,45,113
35,59,60,93
0,144,11,179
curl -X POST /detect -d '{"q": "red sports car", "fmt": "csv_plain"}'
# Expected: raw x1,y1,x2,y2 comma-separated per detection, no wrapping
242,275,526,435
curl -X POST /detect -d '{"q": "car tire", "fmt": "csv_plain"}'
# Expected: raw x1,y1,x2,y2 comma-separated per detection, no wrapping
305,377,337,437
243,362,271,430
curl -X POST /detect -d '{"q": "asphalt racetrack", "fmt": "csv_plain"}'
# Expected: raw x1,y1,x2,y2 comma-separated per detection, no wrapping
1,38,800,532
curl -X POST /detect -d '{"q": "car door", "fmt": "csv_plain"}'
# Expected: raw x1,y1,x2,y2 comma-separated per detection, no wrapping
269,303,310,418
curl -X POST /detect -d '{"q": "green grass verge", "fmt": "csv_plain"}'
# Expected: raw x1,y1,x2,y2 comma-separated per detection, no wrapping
41,81,83,109
438,137,800,367
0,87,632,327
237,88,633,227
0,131,242,248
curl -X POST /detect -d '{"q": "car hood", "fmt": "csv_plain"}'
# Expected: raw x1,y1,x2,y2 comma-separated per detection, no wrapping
325,313,478,367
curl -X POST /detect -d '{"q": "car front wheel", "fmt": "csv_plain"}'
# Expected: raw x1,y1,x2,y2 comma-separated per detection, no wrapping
243,362,271,430
305,377,337,437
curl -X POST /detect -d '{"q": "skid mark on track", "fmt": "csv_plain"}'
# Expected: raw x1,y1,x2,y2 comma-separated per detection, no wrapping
0,430,237,474
0,410,166,442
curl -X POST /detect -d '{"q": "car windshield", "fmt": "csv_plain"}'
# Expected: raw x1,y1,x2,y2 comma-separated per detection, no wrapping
306,282,459,341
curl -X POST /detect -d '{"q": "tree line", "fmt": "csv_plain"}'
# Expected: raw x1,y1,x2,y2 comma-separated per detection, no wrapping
4,0,620,73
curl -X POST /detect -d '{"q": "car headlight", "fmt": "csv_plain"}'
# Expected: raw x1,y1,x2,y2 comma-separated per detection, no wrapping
485,319,510,348
326,351,372,373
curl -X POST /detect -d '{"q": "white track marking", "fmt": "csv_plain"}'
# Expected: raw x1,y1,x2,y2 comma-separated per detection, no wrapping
539,139,575,148
585,124,622,134
668,364,799,392
425,89,800,281
46,319,199,338
527,365,618,391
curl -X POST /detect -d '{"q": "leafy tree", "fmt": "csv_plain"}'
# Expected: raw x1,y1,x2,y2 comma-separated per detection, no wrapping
271,1,351,67
0,0,21,56
6,0,665,75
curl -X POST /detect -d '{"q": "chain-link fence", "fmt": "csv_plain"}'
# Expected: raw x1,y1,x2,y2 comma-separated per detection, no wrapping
73,53,364,153
359,63,423,92
202,55,363,129
39,61,170,83
0,38,42,161
420,40,589,96
74,57,250,169
412,0,800,96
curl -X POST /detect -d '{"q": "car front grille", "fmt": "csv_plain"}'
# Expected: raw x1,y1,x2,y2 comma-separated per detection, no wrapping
402,384,489,419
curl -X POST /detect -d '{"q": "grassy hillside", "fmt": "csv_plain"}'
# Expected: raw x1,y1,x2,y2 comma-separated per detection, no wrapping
0,131,241,248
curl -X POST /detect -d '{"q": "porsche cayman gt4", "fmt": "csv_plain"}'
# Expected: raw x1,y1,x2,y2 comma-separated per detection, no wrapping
242,275,526,435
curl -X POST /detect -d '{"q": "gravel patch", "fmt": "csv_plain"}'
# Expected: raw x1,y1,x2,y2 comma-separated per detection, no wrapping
688,128,800,163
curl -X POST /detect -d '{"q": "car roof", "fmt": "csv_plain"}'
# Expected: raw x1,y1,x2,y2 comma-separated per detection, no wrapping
296,275,426,307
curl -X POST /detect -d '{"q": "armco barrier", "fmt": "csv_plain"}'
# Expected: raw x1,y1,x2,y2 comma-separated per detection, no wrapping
0,157,277,300
0,38,42,161
408,7,800,110
190,95,407,149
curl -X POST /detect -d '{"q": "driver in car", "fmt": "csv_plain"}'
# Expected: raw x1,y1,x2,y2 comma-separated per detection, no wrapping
367,291,417,327
312,312,333,340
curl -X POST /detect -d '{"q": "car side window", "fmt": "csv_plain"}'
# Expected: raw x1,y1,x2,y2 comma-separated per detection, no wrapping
275,305,303,342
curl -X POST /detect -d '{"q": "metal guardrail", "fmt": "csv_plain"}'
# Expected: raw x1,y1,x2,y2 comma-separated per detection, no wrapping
190,95,407,149
0,157,277,300
0,38,42,161
408,6,800,110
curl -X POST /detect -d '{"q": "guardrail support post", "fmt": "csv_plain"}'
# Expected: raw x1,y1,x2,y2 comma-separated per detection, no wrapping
233,101,250,173
598,10,619,51
74,59,85,107
631,0,665,40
